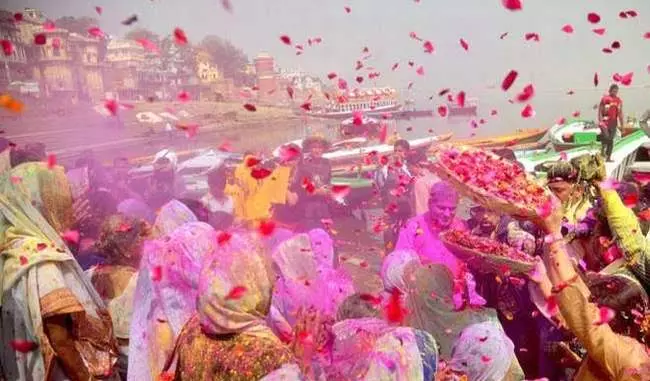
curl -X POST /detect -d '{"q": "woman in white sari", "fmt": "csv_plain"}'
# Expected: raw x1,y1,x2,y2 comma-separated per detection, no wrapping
0,162,119,380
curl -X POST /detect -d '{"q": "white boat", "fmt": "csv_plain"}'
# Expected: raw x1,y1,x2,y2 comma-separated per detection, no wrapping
272,134,452,165
340,116,380,126
305,87,401,119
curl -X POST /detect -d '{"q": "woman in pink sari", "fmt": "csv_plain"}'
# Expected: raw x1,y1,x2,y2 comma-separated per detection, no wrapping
127,221,220,381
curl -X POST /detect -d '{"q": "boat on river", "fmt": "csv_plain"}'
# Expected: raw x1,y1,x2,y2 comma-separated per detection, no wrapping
452,127,549,149
304,87,402,119
339,116,380,136
549,119,641,151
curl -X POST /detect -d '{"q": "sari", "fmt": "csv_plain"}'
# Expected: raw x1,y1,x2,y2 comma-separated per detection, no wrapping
449,322,521,381
152,199,197,237
171,232,296,380
271,233,355,328
127,221,219,381
328,317,439,381
0,162,118,380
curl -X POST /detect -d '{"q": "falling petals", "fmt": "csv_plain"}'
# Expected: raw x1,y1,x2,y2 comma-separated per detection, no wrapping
437,105,448,118
524,33,540,42
286,86,294,100
243,103,257,112
151,266,162,282
173,28,188,45
87,27,105,38
258,219,276,236
216,231,232,246
611,41,621,50
438,88,450,97
338,78,348,90
460,38,469,51
43,20,55,31
95,6,102,15
416,66,424,76
521,104,535,118
490,109,498,116
500,32,509,40
594,306,616,325
572,110,581,118
352,111,363,126
593,72,599,87
602,48,613,54
10,340,38,353
14,13,23,22
250,168,271,180
391,62,399,71
61,230,80,244
136,38,159,53
344,6,351,13
501,0,522,11
593,28,606,36
423,40,434,54
279,35,292,45
384,288,407,324
481,355,492,363
52,38,61,49
46,154,56,169
587,12,601,24
34,33,46,45
456,91,466,108
1,40,13,56
279,144,301,163
516,84,535,102
225,286,248,300
501,70,518,91
331,185,351,201
36,243,47,251
378,122,388,143
20,256,28,265
121,15,138,26
561,24,574,34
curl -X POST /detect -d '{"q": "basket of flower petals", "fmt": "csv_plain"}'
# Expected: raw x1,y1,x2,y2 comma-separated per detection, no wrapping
431,144,554,221
440,229,537,275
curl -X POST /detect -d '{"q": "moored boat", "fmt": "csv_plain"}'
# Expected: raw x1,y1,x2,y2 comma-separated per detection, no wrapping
452,127,549,149
549,119,641,151
305,87,402,119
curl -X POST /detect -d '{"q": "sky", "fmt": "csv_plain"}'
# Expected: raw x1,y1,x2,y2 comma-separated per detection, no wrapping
4,0,650,135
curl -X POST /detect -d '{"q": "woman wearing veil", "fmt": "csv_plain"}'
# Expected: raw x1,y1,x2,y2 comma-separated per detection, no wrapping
151,199,198,238
127,221,222,381
0,162,119,380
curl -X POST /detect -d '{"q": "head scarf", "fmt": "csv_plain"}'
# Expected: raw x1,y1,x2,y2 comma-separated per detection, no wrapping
329,318,437,381
271,233,355,325
198,233,274,337
403,264,501,359
381,249,421,293
95,214,150,267
117,198,156,224
127,222,219,381
309,228,335,269
449,322,515,381
152,199,197,237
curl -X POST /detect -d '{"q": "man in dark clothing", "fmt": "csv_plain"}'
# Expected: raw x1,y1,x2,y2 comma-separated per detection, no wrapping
293,136,332,230
598,84,624,162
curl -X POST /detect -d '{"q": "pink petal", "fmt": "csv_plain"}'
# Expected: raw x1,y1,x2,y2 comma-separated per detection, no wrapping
521,104,535,118
174,28,188,45
331,185,351,201
594,306,616,325
437,105,448,118
280,35,292,45
87,27,104,38
46,154,56,169
459,38,469,51
1,40,13,56
557,117,566,125
490,109,498,116
572,110,581,117
391,62,399,71
344,5,351,13
587,12,601,24
561,24,574,34
501,0,522,11
524,33,540,42
221,0,233,12
177,91,191,102
225,286,248,300
600,178,619,190
644,32,650,40
423,40,435,54
52,38,61,49
135,38,159,53
416,66,425,76
33,34,46,45
481,355,492,363
536,197,552,218
95,6,102,15
559,152,568,161
500,32,509,40
593,28,606,36
43,20,55,31
516,84,535,102
338,78,348,90
61,230,80,244
327,72,337,80
456,91,466,107
502,70,518,91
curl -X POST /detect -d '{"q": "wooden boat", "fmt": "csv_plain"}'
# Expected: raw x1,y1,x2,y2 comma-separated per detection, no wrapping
451,127,549,149
549,119,641,151
339,116,380,136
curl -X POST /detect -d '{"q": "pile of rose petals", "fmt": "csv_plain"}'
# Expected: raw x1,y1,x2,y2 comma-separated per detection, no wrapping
434,145,552,218
441,229,534,263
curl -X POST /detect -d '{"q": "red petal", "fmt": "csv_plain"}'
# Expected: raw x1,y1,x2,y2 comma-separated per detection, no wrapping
225,286,248,300
437,105,448,118
516,84,535,102
481,355,492,363
250,168,271,179
384,288,407,323
279,145,301,162
36,243,47,251
280,35,292,45
557,117,566,125
524,33,539,41
46,154,57,169
95,6,103,15
456,91,466,108
243,103,257,112
338,78,348,90
378,123,388,143
1,40,14,56
258,219,276,236
245,156,261,167
626,10,638,17
286,86,294,99
501,70,518,91
174,28,188,45
423,40,435,54
391,62,399,71
87,27,105,38
501,0,522,11
490,109,498,116
356,76,364,84
359,293,382,306
623,193,639,207
331,185,351,200
460,38,469,51
438,88,450,97
19,256,28,265
594,306,616,325
151,266,162,282
593,28,606,36
61,230,80,244
10,339,38,353
587,12,601,24
116,223,132,233
52,38,61,49
611,41,621,49
14,13,23,22
416,66,424,76
177,91,190,102
572,110,581,117
300,102,312,111
644,32,650,39
594,72,599,87
34,33,46,45
43,20,55,31
327,72,337,80
344,6,351,13
602,48,613,54
619,11,628,19
561,24,574,34
638,209,650,221
521,104,535,118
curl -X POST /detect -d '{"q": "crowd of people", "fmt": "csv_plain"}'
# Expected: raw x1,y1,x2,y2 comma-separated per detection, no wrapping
1,129,650,381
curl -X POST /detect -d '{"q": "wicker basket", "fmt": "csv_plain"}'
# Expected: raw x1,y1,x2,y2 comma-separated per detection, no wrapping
440,232,536,275
431,145,552,220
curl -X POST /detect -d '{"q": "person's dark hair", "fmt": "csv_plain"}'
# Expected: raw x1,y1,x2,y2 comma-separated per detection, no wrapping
178,198,210,223
207,167,228,191
394,139,410,151
336,293,381,321
609,84,619,92
82,189,119,238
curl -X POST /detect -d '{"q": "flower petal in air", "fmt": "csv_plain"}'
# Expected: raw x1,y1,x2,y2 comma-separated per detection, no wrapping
587,12,601,24
258,219,276,236
46,154,56,169
516,84,535,102
416,66,424,76
593,28,606,36
10,340,38,353
521,104,535,118
243,103,257,112
561,24,574,34
61,230,80,244
423,40,434,53
34,33,46,45
502,70,518,91
1,40,13,56
225,286,247,300
174,27,188,45
456,91,466,107
459,38,469,51
501,0,522,11
594,306,616,325
280,35,292,45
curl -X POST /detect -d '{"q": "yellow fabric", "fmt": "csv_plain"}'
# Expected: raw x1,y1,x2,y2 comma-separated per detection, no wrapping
556,277,649,380
564,197,592,225
601,189,648,268
227,157,291,222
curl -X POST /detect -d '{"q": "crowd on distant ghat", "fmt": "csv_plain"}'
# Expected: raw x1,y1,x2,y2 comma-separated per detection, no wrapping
2,126,650,381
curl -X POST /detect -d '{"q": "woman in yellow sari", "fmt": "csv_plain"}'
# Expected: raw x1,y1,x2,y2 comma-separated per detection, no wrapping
0,162,119,380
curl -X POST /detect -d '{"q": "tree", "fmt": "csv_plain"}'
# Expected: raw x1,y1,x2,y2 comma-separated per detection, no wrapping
54,16,99,35
124,28,161,43
198,35,254,86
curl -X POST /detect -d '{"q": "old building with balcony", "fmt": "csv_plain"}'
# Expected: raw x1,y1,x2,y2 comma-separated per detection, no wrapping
0,10,30,89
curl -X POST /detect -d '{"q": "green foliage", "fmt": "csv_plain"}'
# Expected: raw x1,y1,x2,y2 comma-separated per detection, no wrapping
199,35,254,86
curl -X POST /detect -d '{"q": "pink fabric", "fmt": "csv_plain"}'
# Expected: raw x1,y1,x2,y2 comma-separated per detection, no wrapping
395,213,485,308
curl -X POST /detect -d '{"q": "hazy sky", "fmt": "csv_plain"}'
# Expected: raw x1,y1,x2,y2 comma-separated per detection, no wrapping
5,0,650,132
